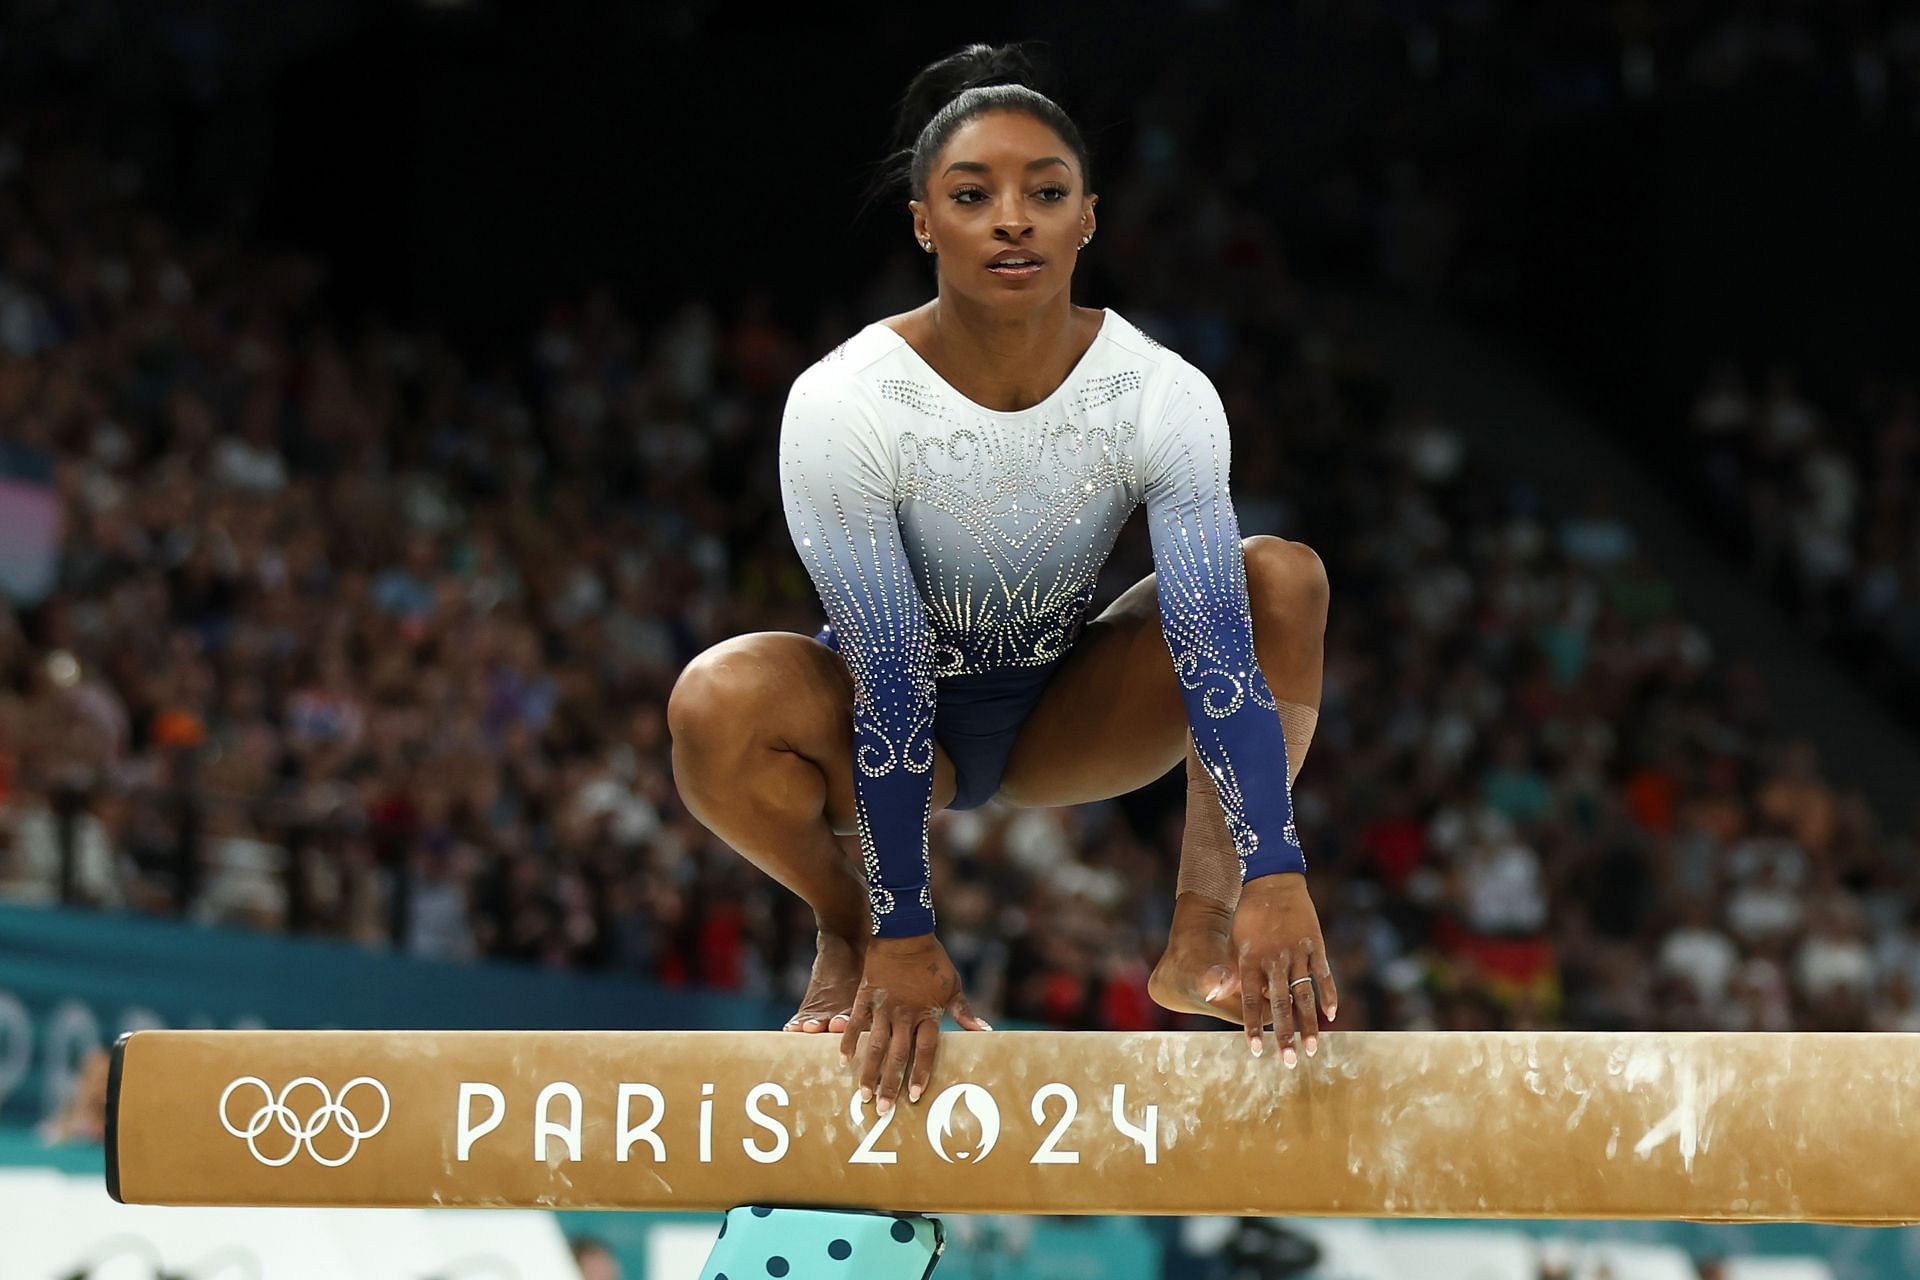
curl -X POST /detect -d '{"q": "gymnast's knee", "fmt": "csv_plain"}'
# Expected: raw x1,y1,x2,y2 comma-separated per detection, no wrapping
667,634,790,762
1243,535,1329,622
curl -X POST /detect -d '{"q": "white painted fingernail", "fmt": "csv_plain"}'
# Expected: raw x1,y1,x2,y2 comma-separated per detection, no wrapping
1207,983,1225,1001
1285,1046,1297,1068
979,1021,994,1031
1250,1037,1263,1057
909,1084,923,1103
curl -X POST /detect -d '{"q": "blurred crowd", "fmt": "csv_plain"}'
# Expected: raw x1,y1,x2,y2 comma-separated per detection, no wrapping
1687,360,1920,727
3,78,1920,1054
1347,0,1920,118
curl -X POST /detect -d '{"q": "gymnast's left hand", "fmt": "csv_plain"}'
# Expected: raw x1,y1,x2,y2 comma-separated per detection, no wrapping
841,934,992,1116
1231,872,1339,1064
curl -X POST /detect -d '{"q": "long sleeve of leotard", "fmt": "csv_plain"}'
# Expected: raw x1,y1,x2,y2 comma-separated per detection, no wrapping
1142,358,1307,884
779,366,939,938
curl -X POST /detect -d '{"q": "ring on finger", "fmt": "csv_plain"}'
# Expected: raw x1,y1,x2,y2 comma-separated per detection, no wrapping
1288,974,1321,1056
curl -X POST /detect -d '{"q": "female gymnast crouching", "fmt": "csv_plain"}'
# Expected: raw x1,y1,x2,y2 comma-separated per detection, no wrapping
669,41,1337,1118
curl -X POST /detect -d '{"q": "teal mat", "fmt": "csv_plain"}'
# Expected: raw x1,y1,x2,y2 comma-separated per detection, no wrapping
700,1206,944,1280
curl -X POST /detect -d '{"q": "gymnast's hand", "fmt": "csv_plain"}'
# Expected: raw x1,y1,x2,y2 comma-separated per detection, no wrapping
841,934,992,1116
1232,872,1339,1064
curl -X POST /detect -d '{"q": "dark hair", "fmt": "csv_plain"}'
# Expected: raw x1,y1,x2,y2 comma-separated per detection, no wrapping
858,41,1093,224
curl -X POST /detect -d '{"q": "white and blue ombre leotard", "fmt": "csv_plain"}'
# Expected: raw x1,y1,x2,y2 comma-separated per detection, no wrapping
779,308,1303,939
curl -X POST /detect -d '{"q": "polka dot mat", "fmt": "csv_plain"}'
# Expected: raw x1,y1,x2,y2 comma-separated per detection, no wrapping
700,1206,945,1279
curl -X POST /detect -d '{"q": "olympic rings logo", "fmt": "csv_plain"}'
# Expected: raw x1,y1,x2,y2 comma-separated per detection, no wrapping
218,1076,391,1167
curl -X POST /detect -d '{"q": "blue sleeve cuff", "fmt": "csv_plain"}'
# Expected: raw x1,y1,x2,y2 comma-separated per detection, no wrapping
870,893,936,939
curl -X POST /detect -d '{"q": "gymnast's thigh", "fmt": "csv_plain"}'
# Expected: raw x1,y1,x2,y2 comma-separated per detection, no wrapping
992,575,1189,809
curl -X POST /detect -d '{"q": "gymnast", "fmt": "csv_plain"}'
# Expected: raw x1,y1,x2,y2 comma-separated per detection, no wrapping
668,41,1336,1117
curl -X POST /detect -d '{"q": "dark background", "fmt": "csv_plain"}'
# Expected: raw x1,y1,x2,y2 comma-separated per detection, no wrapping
10,0,1916,434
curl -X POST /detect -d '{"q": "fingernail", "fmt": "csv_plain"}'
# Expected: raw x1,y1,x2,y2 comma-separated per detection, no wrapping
1207,982,1225,1001
877,1096,891,1116
840,1052,850,1070
1328,1006,1338,1023
1305,1035,1318,1056
979,1021,994,1031
860,1085,873,1103
909,1084,922,1103
1250,1037,1263,1057
1285,1046,1297,1068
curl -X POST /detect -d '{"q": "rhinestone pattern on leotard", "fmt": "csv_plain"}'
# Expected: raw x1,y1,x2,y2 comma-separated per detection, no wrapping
886,375,1141,674
1140,375,1304,881
779,311,1303,938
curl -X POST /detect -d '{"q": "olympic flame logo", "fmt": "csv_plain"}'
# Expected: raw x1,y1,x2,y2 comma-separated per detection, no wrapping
218,1076,391,1167
927,1083,1000,1164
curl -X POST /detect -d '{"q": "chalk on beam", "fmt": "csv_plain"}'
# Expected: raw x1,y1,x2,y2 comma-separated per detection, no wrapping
105,1028,1920,1222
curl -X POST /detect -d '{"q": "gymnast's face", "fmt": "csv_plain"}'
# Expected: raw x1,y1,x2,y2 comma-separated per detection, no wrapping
909,110,1097,309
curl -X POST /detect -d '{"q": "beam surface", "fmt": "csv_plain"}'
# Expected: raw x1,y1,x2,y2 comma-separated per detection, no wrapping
107,1029,1920,1221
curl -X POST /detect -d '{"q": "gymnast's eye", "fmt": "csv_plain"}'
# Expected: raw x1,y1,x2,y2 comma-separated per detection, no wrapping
950,187,1071,204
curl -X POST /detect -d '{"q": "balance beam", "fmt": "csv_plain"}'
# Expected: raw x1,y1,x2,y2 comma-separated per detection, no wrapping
106,1029,1920,1222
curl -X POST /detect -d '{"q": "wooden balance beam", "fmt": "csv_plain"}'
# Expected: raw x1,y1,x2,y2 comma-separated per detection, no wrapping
105,1028,1920,1222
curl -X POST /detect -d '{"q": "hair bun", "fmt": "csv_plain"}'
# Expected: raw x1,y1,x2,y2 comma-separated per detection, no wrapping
892,41,1050,153
859,39,1089,220
951,42,1039,96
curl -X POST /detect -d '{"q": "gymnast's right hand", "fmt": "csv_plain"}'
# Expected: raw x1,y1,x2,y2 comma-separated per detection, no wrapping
841,934,992,1116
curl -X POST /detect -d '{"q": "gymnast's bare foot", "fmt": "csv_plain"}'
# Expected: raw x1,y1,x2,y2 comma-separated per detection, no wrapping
1149,894,1244,1022
784,930,866,1033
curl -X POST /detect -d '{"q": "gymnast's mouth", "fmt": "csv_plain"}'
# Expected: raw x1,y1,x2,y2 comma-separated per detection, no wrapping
986,250,1045,272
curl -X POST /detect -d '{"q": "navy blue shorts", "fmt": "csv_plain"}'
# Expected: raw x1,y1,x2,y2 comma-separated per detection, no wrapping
812,625,1062,810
